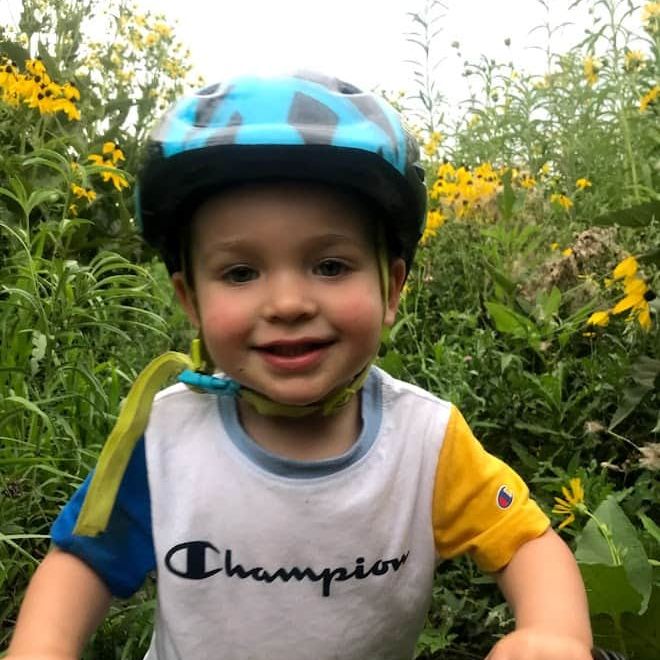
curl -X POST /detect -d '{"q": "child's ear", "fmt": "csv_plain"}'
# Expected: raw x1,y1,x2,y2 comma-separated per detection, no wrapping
384,257,407,327
171,272,200,328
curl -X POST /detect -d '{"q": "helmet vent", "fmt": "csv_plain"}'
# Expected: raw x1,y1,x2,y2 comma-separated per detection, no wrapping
288,92,338,144
196,83,222,97
337,80,361,95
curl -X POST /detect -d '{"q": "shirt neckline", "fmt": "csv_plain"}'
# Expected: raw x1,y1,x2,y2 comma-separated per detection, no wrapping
217,368,382,478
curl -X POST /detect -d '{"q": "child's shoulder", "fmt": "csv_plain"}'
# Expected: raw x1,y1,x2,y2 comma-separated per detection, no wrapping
374,366,452,413
152,380,216,411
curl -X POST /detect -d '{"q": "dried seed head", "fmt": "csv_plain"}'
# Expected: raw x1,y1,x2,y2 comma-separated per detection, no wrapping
639,443,660,471
585,420,606,434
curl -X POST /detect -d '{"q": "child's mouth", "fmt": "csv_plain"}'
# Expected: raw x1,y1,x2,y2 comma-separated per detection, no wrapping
263,342,327,357
256,340,333,370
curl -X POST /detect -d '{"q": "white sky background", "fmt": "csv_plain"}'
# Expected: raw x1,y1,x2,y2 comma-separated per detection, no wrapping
129,0,600,100
1,0,646,114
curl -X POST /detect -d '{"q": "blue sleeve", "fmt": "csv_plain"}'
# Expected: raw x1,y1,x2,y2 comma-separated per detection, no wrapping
51,436,156,598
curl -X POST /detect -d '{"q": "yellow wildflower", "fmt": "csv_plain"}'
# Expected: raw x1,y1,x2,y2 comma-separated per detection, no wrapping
101,169,130,191
550,193,573,211
642,2,660,33
25,58,47,77
102,141,125,164
436,162,455,180
562,247,574,257
576,178,592,190
583,56,601,86
552,478,585,530
612,255,638,280
153,22,172,38
88,142,129,191
50,98,80,121
71,183,97,203
639,85,660,112
611,276,653,330
62,82,80,101
0,58,80,120
519,174,536,189
624,50,646,71
550,242,560,251
587,310,610,327
421,209,445,244
423,131,443,157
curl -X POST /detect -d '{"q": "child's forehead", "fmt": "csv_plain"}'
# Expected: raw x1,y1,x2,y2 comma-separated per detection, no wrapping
192,180,378,238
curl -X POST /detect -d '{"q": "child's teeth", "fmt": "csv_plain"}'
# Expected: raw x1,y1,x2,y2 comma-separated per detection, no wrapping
270,344,318,356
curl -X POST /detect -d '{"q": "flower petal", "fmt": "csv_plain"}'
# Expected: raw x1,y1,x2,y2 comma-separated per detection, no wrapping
557,513,575,530
612,256,638,280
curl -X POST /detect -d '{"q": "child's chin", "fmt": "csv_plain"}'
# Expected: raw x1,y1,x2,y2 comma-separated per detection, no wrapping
269,390,331,408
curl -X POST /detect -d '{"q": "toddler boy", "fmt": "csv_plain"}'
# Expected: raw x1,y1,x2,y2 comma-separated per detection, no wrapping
9,71,592,660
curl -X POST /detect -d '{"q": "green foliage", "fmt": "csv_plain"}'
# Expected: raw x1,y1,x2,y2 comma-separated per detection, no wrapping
575,497,659,657
0,0,197,652
402,1,658,657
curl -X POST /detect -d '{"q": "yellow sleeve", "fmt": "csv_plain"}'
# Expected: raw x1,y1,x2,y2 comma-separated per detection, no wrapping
432,405,549,572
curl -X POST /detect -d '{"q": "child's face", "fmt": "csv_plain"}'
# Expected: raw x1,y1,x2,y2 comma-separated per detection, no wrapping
172,182,405,407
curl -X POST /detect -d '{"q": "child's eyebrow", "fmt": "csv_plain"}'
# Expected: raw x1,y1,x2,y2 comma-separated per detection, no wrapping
201,232,364,257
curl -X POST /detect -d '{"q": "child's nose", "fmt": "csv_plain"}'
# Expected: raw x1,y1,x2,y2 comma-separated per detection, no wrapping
262,273,317,322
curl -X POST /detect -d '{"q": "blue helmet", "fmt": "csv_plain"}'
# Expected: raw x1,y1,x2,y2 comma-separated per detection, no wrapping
136,71,427,272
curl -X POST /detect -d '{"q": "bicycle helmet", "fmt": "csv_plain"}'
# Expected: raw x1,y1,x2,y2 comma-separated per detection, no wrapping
136,70,427,273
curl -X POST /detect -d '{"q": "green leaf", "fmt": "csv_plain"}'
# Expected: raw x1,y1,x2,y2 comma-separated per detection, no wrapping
542,286,562,319
631,356,660,389
377,350,404,378
592,200,660,228
639,513,660,545
485,301,533,337
638,246,660,267
610,356,659,429
0,41,31,66
497,168,516,221
620,587,660,660
594,586,660,660
26,189,61,214
579,563,642,617
37,42,61,79
484,261,518,296
4,396,54,434
609,384,652,430
0,186,22,207
576,496,652,614
509,439,538,469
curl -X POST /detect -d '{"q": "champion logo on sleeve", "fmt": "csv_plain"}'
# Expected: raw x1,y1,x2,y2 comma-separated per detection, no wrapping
496,485,514,509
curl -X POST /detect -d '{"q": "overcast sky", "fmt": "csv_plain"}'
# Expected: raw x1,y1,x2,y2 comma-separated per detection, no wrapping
130,0,599,97
1,0,646,109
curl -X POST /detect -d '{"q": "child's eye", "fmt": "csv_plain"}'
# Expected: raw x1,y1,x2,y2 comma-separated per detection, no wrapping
222,265,258,284
314,259,348,277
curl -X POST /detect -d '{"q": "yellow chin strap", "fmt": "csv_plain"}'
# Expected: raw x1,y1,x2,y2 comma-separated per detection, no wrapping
73,231,391,537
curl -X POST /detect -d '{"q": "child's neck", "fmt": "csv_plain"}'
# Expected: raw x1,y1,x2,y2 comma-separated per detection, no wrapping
236,394,362,462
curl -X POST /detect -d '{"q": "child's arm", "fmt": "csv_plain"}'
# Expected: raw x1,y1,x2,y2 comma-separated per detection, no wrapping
490,529,592,660
8,548,112,659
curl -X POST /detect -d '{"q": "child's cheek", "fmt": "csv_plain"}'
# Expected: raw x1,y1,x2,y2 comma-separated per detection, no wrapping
338,287,384,340
197,293,252,343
